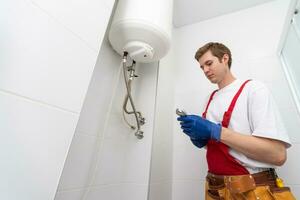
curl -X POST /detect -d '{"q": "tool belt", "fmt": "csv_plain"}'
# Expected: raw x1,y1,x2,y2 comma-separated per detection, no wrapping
206,169,291,199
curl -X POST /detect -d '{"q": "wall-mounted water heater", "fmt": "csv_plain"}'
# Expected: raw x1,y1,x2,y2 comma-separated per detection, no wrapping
109,0,173,63
108,0,173,139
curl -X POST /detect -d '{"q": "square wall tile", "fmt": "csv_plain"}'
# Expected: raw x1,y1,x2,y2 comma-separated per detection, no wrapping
0,0,97,112
264,79,295,113
93,138,152,185
246,55,283,83
30,0,115,51
76,37,121,136
0,91,78,200
149,142,173,183
57,132,99,190
148,181,172,200
276,106,300,143
173,144,207,181
172,180,205,200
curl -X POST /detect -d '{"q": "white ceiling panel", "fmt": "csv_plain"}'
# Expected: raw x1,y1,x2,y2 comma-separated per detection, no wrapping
173,0,276,27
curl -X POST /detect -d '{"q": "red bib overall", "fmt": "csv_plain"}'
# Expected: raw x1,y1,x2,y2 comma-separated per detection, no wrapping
203,80,251,175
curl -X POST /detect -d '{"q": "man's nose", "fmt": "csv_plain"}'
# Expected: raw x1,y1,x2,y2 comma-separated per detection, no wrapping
203,66,209,73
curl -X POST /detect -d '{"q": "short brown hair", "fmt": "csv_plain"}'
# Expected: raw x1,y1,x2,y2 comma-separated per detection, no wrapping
194,42,232,68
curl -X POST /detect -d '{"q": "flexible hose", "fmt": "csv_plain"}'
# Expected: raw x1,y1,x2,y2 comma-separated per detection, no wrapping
122,52,143,138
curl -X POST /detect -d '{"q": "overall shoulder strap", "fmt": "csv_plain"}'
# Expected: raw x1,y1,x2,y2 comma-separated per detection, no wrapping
222,79,251,127
202,89,218,118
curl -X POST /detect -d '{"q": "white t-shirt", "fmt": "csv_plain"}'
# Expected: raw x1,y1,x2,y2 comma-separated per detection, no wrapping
203,79,291,173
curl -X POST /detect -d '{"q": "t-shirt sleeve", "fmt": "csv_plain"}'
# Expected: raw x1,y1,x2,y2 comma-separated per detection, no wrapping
248,82,291,148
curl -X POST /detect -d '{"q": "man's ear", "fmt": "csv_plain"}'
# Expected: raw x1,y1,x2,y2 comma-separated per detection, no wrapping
222,54,229,64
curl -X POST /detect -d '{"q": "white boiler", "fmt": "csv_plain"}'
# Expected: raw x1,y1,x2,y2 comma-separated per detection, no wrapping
109,0,173,63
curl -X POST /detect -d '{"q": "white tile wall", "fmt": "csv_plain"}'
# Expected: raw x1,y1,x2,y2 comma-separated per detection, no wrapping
97,138,131,181
83,184,148,200
172,180,205,200
147,49,175,200
289,185,300,198
277,143,300,198
56,36,122,193
238,56,283,83
56,132,99,190
277,143,300,185
0,91,78,200
149,142,173,182
265,77,295,110
172,144,207,181
149,182,172,200
55,32,123,200
55,189,84,200
0,0,115,199
93,63,158,186
93,138,151,185
103,63,158,140
0,0,98,113
56,35,159,200
29,0,115,51
75,37,121,137
277,106,300,143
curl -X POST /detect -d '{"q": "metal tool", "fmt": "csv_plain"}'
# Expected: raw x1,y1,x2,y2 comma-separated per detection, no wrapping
176,108,187,116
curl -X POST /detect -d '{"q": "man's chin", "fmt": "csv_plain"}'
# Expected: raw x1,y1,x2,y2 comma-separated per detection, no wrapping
209,78,218,84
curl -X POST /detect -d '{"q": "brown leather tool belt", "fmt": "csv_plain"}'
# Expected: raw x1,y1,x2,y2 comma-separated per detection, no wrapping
206,169,290,198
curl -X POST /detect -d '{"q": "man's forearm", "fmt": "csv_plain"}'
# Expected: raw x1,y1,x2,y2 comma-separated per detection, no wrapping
220,127,287,166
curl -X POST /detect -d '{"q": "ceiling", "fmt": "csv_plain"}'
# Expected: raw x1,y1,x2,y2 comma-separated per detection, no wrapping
173,0,276,27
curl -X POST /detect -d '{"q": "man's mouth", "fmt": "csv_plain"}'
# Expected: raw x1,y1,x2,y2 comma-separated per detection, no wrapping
207,74,214,79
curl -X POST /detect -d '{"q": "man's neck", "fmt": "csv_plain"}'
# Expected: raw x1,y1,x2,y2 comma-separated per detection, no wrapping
218,73,236,89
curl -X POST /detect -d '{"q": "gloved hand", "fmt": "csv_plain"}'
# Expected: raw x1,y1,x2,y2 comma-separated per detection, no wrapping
177,115,221,141
190,138,208,148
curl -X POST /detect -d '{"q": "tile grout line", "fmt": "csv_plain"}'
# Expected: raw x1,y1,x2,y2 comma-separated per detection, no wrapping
0,89,79,115
80,61,123,200
57,182,149,193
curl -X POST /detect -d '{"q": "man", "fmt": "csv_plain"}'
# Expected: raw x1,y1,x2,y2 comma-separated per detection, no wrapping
177,42,295,199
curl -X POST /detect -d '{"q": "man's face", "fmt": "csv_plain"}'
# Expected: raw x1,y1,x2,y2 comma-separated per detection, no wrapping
198,50,229,84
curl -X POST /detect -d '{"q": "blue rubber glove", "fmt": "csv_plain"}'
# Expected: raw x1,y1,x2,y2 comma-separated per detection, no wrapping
177,115,221,141
190,138,208,148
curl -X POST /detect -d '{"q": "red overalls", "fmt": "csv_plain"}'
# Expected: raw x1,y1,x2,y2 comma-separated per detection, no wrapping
202,80,251,175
